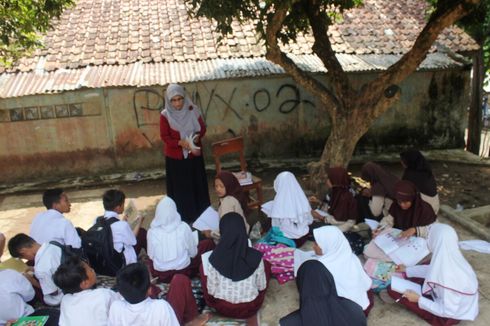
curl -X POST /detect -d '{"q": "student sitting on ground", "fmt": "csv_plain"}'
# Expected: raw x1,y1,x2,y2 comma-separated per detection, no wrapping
400,149,440,214
364,180,437,261
388,224,478,325
265,171,313,247
108,263,209,326
313,226,374,315
0,268,60,326
311,167,359,232
200,212,270,326
100,189,146,265
215,171,250,231
359,162,399,219
53,255,119,326
30,188,81,248
279,260,367,326
147,196,214,283
8,233,64,306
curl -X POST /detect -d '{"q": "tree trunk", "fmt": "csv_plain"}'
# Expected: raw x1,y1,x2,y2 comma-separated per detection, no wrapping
307,110,369,194
467,48,484,155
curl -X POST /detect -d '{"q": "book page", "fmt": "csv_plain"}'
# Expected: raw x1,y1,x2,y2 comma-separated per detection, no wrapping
261,200,274,216
389,236,430,266
374,228,405,255
124,199,140,228
192,206,220,231
364,218,379,230
293,249,317,277
0,257,29,273
391,276,422,295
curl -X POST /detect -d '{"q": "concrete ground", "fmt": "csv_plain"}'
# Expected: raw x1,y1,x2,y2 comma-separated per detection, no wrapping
0,150,489,325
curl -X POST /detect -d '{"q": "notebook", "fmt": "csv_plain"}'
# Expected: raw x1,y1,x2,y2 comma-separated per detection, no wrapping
390,276,422,296
374,228,429,266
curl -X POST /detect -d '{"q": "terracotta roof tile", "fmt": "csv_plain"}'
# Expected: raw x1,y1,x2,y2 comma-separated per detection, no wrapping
1,0,478,73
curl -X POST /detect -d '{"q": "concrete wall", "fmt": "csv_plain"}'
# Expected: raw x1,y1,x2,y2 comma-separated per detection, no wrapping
0,68,470,183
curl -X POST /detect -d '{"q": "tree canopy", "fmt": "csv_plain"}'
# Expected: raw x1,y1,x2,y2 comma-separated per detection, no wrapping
0,0,74,65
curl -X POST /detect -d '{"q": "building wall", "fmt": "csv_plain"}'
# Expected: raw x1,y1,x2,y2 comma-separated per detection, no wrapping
0,69,470,183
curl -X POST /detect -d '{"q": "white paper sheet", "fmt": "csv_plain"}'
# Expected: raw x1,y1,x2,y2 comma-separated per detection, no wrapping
391,276,422,295
364,218,379,230
293,249,317,277
261,200,274,216
201,251,212,276
192,206,220,231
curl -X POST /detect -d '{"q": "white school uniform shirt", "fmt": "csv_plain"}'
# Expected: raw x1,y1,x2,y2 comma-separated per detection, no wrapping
147,196,197,271
268,171,313,239
0,269,35,325
103,211,137,264
59,288,120,326
108,297,179,326
407,223,479,321
30,209,81,248
34,242,64,306
313,226,372,310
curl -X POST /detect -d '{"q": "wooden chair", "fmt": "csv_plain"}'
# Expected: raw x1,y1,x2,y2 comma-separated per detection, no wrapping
211,136,264,209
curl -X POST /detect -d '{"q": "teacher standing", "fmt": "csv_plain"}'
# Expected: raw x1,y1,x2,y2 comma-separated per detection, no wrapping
160,84,210,223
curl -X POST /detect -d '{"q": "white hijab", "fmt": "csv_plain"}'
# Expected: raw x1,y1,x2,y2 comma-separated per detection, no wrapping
148,196,192,262
314,226,372,309
161,84,202,158
269,171,312,224
423,223,478,296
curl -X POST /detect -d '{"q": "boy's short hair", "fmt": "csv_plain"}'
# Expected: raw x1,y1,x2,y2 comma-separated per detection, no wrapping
103,189,126,211
43,188,64,209
8,233,35,258
116,263,150,304
53,256,88,294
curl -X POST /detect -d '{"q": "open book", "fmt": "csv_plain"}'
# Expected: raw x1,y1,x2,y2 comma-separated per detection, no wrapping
391,276,422,296
0,257,29,273
13,316,49,326
192,206,220,231
124,199,141,228
232,171,253,186
363,258,397,282
184,134,201,151
374,228,429,266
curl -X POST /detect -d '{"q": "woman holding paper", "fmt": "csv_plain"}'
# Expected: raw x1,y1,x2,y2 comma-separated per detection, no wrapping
200,213,270,325
313,226,374,315
146,196,214,282
400,149,440,214
364,180,437,261
280,260,367,326
160,83,210,223
388,223,479,325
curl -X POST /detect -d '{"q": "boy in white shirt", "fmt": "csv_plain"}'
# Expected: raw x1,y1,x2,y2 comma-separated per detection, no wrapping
108,263,209,326
0,232,5,261
101,190,145,265
8,233,64,306
30,188,81,248
53,255,119,326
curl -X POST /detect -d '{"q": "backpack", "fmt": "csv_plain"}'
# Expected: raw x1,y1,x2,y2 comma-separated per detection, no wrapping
49,240,84,264
81,216,125,276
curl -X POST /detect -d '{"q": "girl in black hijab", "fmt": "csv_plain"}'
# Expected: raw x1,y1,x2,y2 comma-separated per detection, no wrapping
400,149,439,213
280,260,367,326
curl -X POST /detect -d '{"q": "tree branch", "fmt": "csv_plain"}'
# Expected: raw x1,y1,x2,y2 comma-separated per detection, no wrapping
363,0,480,119
264,2,340,114
305,0,354,103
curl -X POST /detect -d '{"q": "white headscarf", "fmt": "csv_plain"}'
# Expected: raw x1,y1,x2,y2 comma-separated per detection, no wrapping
161,84,202,158
269,171,312,224
423,223,478,296
314,226,372,309
148,196,194,262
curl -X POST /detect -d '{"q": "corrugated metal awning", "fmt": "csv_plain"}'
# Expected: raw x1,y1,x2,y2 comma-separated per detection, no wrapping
0,53,465,99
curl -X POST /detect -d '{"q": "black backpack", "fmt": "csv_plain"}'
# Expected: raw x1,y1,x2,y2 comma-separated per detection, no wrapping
81,216,125,276
49,240,85,264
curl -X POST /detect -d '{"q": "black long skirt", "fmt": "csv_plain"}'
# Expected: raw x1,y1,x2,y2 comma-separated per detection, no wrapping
165,155,211,223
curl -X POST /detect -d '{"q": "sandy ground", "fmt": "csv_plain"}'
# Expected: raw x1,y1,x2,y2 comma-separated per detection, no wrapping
0,155,489,325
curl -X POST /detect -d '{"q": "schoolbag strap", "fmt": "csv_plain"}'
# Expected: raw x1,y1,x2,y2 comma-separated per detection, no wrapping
106,217,120,225
49,240,64,249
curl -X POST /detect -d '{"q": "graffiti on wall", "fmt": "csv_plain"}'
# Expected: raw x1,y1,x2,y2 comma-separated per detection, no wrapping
131,83,317,129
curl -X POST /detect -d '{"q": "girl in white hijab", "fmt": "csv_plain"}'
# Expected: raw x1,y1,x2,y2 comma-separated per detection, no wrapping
389,223,479,324
313,226,373,313
267,172,313,244
147,196,204,282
